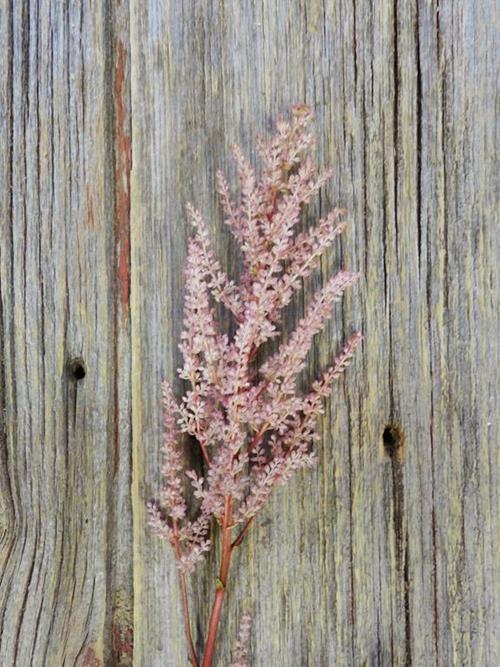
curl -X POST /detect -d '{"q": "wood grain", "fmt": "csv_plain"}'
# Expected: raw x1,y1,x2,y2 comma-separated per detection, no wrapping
1,1,498,665
0,1,133,665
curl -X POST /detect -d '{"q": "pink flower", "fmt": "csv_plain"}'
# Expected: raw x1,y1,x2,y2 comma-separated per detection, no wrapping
148,105,362,666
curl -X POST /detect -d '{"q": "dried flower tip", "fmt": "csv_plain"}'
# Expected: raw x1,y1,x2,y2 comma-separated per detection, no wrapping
230,612,252,667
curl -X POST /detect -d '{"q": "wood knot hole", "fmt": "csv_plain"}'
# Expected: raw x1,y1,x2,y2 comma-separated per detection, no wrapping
382,423,404,459
68,357,86,380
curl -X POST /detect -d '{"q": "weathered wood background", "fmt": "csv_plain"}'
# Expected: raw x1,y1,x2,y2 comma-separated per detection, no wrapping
0,1,498,665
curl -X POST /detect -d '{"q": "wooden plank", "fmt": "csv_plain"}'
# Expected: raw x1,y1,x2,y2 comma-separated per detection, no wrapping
0,1,133,664
129,1,498,665
0,1,497,666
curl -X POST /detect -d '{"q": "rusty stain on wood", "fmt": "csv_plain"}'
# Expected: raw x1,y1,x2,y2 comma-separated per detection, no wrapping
86,185,95,228
114,39,132,327
76,646,102,667
112,590,134,664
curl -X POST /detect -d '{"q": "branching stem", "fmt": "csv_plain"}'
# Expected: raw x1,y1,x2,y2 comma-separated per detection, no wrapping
173,523,199,667
231,516,254,549
201,496,234,667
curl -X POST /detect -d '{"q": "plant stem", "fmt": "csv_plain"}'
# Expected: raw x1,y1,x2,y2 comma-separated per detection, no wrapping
199,441,211,466
173,524,200,667
201,497,233,667
178,569,200,667
231,516,254,549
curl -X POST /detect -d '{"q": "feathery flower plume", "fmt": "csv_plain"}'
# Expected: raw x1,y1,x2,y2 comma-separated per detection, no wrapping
229,613,252,667
148,105,362,667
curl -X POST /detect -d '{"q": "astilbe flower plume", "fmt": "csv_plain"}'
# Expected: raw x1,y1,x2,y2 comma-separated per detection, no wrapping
147,105,362,667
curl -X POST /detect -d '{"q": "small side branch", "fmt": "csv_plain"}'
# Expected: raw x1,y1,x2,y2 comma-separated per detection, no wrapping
231,517,254,549
173,524,199,667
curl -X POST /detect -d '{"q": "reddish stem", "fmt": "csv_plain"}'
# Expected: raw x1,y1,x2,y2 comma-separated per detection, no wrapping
201,497,233,667
199,441,211,466
231,516,254,549
173,524,200,667
247,427,265,455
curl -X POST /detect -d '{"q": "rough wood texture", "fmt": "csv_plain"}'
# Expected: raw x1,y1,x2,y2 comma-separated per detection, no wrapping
1,2,497,665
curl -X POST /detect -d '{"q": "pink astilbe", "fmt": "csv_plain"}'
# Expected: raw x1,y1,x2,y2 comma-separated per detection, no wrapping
229,613,252,667
148,105,362,667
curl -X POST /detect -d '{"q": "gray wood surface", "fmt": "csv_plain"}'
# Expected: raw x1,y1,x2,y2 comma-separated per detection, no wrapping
1,1,498,665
